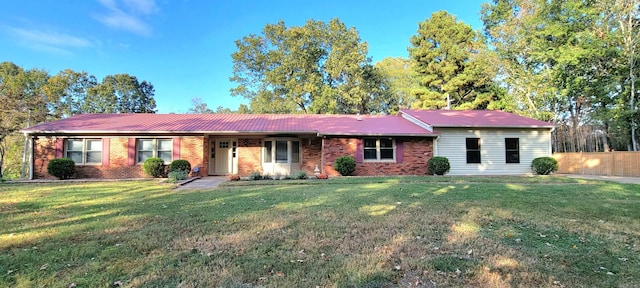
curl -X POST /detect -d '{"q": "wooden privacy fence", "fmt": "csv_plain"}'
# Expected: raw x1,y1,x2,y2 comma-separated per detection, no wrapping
553,152,640,177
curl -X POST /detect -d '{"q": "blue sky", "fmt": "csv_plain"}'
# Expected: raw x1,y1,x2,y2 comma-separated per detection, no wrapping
1,0,488,113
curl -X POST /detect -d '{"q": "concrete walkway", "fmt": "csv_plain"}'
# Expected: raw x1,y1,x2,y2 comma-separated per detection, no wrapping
175,176,228,190
562,174,640,184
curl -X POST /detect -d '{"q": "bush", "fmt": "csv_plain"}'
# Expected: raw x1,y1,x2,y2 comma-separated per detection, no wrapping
293,171,308,180
167,170,188,183
531,156,558,175
334,156,356,176
143,158,165,178
248,171,262,180
169,159,191,174
428,156,450,175
47,158,75,179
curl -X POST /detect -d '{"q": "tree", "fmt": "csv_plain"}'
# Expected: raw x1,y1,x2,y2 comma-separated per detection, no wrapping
85,74,156,113
409,11,501,110
374,57,421,110
188,97,214,113
0,62,49,179
230,18,392,114
45,69,97,117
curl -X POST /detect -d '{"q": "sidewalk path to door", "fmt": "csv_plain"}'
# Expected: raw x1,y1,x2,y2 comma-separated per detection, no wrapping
562,174,640,184
176,176,227,190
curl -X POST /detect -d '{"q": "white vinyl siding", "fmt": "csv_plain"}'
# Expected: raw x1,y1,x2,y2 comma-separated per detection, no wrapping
434,128,552,175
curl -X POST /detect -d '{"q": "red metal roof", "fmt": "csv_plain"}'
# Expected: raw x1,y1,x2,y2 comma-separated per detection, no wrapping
24,113,436,136
400,109,554,128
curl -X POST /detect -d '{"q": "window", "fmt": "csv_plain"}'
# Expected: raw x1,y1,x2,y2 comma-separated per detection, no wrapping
263,139,300,164
263,141,272,163
466,138,481,164
65,139,102,164
363,138,395,161
505,138,520,163
137,139,172,163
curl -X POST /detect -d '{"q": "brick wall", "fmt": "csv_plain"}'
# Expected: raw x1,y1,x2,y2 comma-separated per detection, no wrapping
322,137,434,176
237,138,262,176
32,136,205,179
301,138,322,175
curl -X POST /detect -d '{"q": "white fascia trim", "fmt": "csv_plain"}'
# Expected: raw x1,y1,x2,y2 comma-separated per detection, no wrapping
399,112,433,132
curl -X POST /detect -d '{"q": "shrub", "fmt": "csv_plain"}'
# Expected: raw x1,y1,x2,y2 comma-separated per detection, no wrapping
428,156,450,175
248,171,262,180
47,158,75,179
334,156,356,176
169,159,191,174
293,171,308,180
531,157,558,175
143,158,165,178
167,170,188,183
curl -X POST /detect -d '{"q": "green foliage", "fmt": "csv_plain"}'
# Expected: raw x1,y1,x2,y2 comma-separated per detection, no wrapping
428,156,450,175
85,74,156,113
231,18,393,114
168,159,191,174
374,57,421,112
409,11,501,110
46,158,75,180
333,156,356,176
293,171,308,180
167,170,188,183
531,157,559,175
248,171,262,180
143,158,165,178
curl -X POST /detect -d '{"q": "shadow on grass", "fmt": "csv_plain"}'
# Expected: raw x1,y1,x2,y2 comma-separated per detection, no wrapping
1,176,639,287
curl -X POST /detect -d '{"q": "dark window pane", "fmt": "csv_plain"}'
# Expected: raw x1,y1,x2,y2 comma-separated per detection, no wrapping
264,141,272,163
506,151,520,163
275,141,288,162
158,151,172,163
380,148,394,159
467,151,481,163
86,151,102,164
364,139,376,148
466,138,480,150
138,151,153,163
505,138,519,150
291,141,299,163
68,151,82,164
380,139,393,148
364,149,377,159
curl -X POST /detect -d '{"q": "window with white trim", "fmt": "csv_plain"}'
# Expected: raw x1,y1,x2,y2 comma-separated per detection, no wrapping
466,138,481,164
363,138,395,161
137,139,172,163
505,138,520,163
263,139,300,164
65,139,102,165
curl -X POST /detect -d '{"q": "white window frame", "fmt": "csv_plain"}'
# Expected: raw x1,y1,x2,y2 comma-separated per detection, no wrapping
137,138,173,164
65,138,102,165
262,138,300,164
363,138,396,162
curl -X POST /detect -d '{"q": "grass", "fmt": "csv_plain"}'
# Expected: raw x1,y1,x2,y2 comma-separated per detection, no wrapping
1,176,639,287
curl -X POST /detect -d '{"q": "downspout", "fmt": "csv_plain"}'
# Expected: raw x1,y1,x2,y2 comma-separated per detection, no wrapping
29,137,34,180
21,131,30,179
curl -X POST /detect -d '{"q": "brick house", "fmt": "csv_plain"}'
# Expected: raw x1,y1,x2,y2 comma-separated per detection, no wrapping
22,110,553,179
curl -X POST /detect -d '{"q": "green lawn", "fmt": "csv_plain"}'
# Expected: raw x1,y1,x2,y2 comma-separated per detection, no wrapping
1,176,639,287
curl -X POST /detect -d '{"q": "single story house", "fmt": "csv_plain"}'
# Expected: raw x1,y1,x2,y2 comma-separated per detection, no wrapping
21,109,554,179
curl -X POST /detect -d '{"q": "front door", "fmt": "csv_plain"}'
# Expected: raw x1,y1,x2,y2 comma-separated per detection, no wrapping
209,138,237,175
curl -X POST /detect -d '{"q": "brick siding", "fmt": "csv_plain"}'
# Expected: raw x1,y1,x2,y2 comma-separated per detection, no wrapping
32,136,204,179
322,137,433,176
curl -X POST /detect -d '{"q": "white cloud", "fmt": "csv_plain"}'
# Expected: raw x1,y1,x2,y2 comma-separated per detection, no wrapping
95,0,159,37
5,26,92,54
